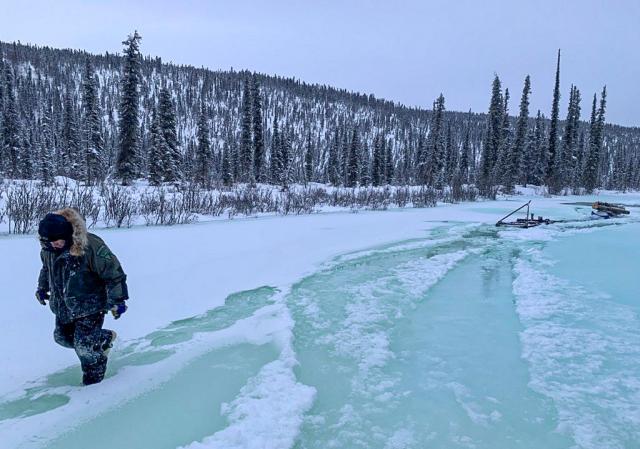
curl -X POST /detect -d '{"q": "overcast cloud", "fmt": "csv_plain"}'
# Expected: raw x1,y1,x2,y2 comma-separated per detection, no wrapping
1,0,638,126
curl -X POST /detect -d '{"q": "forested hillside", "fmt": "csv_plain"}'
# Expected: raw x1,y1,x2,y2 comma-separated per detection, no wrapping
1,35,638,195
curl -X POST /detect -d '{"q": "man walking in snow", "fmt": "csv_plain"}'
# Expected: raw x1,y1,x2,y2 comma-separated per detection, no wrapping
36,208,129,385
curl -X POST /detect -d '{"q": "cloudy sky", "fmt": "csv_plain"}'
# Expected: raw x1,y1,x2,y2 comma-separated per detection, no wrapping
1,0,638,126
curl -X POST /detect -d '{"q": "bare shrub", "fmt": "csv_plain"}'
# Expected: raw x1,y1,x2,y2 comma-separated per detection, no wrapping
102,184,136,228
139,188,196,226
411,187,438,208
280,189,317,215
393,187,411,208
5,183,63,234
69,186,101,228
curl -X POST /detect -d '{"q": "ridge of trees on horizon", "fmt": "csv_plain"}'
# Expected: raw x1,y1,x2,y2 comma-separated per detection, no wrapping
1,34,639,197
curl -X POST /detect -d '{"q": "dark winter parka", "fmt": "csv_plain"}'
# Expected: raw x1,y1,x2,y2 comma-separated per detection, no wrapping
38,208,128,323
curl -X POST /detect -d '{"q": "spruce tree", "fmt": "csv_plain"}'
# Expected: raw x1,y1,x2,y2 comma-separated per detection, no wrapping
384,137,394,184
116,31,142,185
304,133,313,183
458,111,472,184
147,108,165,186
583,87,607,192
194,103,212,187
596,86,607,184
532,110,547,185
82,59,104,185
2,63,21,178
546,50,561,193
21,130,34,179
270,115,281,184
559,85,581,190
240,77,253,183
360,141,371,186
61,92,81,179
511,75,531,188
425,94,446,188
480,76,504,194
279,125,291,189
158,87,181,183
583,94,600,192
251,75,265,182
221,142,233,187
494,88,511,189
372,134,382,186
327,128,341,186
38,109,56,184
346,127,360,187
444,124,457,184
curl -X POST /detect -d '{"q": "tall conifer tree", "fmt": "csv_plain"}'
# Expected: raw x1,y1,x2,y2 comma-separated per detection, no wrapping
116,31,142,185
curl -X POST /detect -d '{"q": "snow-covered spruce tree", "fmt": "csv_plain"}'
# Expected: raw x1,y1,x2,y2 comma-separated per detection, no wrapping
251,75,265,183
221,142,233,187
82,59,104,185
531,110,547,185
279,125,291,189
583,87,607,192
511,75,531,188
494,88,511,190
38,112,55,184
3,63,22,178
559,85,581,190
458,111,472,185
341,127,350,186
304,133,313,184
384,137,394,184
372,134,382,186
415,132,427,185
479,76,504,195
115,31,142,185
21,130,34,179
240,77,253,184
444,124,457,185
148,108,166,186
327,128,341,186
572,131,586,188
194,103,212,187
346,127,360,187
546,50,561,193
158,86,181,183
596,86,607,186
62,92,82,179
269,115,281,184
425,94,446,188
360,141,371,186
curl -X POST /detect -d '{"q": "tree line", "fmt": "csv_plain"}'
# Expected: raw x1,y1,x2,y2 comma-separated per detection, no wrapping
1,35,638,195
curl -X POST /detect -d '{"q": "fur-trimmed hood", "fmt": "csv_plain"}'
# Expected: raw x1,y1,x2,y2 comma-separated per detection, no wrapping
53,208,89,256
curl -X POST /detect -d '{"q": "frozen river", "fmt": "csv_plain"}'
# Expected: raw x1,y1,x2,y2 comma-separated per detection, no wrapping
2,198,639,449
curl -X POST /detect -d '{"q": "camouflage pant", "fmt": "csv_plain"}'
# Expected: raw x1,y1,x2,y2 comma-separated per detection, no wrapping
54,313,112,385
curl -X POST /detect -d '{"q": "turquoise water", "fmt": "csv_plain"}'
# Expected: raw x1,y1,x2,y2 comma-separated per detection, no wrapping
2,218,639,449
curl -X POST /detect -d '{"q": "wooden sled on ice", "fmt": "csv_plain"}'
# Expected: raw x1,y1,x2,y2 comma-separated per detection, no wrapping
591,201,630,219
495,201,556,228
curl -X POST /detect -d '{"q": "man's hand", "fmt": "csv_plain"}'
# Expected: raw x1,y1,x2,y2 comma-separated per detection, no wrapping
35,289,49,305
110,302,128,320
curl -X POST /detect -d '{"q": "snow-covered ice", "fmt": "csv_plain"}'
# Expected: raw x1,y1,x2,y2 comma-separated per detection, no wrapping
1,191,639,448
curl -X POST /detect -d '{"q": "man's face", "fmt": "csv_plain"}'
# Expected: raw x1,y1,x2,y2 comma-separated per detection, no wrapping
50,239,66,249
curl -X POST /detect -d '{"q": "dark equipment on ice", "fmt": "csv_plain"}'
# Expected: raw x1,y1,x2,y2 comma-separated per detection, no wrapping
591,201,630,219
495,201,556,228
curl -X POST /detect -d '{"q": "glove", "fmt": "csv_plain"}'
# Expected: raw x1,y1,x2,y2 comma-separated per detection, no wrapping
35,289,49,305
110,302,128,320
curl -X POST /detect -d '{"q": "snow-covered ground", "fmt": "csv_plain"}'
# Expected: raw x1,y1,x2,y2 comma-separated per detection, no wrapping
1,191,639,449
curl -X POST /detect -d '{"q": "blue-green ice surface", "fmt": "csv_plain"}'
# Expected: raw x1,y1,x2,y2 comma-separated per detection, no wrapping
2,218,639,449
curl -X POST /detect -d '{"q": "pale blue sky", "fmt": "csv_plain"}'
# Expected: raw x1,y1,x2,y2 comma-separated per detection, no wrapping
1,0,638,126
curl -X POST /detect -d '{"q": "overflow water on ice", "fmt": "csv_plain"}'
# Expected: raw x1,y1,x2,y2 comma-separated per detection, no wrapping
1,218,639,449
